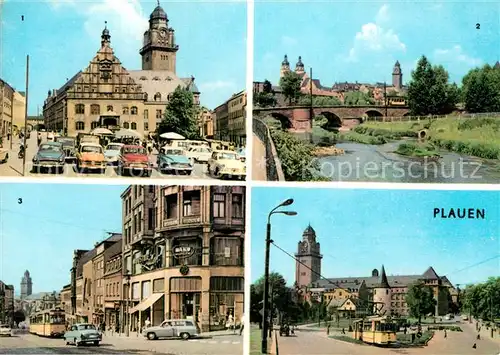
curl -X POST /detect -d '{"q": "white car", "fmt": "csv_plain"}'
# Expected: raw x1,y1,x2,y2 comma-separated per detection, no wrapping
208,150,246,180
0,324,12,337
104,143,124,165
187,146,212,163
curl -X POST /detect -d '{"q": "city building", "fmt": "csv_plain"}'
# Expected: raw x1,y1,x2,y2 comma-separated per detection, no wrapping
295,225,456,317
43,3,200,137
17,291,59,318
103,237,123,330
213,101,229,141
59,284,72,318
199,107,214,139
121,185,245,332
0,78,15,138
0,281,14,326
12,91,26,131
70,249,96,324
227,91,246,146
20,270,33,299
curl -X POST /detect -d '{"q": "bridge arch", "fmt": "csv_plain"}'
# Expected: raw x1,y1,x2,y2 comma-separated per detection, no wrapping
364,109,383,117
269,112,292,130
318,111,342,129
403,112,411,117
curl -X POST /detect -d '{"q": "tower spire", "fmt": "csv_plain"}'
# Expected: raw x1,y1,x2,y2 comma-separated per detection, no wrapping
379,265,390,288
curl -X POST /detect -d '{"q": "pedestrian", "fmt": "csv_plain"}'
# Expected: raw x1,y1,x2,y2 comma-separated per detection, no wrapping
326,323,330,335
444,329,447,338
239,314,244,336
341,328,345,334
227,313,234,333
145,317,151,329
477,333,480,340
472,343,477,349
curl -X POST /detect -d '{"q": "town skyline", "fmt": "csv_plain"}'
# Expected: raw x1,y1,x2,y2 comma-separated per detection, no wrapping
255,2,499,87
251,187,499,287
0,183,124,292
1,0,246,114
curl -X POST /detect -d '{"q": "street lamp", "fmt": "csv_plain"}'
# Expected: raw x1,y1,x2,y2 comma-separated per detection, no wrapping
124,273,131,336
261,198,297,354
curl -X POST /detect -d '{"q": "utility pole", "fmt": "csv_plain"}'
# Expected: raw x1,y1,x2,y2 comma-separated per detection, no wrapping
309,67,313,121
384,81,388,119
261,222,271,354
22,55,29,176
490,290,494,338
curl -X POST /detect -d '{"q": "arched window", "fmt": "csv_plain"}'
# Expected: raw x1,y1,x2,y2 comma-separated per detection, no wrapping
91,121,99,129
76,121,85,130
107,105,113,112
90,104,100,115
131,122,137,130
75,104,85,114
122,107,129,114
123,122,130,129
131,106,138,115
154,92,161,101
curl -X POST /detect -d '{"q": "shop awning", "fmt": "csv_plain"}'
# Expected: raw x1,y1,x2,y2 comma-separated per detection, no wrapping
129,293,163,314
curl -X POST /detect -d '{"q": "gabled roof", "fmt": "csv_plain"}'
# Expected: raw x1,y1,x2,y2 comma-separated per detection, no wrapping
422,266,440,280
379,265,390,288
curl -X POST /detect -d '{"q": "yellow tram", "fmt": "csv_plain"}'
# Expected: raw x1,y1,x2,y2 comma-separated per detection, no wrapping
29,307,66,337
352,316,398,345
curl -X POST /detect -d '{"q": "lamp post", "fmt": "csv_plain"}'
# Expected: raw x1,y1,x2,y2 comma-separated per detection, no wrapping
124,273,131,336
261,198,297,354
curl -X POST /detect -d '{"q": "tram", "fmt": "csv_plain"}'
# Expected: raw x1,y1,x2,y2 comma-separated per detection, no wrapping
29,307,66,337
352,316,398,345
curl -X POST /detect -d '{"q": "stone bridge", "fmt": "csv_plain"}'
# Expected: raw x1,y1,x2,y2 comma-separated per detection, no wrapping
253,105,411,132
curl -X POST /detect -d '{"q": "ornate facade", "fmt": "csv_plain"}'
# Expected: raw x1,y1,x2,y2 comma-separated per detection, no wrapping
295,225,322,289
43,3,200,137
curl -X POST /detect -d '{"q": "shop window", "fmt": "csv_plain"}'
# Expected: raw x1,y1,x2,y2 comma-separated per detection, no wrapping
213,194,225,218
165,194,178,219
171,237,202,266
183,190,200,216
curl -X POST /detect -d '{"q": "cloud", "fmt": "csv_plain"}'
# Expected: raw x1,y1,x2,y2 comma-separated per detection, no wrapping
199,80,236,91
433,45,482,67
281,35,297,47
47,0,76,10
347,4,406,62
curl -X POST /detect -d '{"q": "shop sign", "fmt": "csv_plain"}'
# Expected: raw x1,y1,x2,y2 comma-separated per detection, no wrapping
172,246,195,259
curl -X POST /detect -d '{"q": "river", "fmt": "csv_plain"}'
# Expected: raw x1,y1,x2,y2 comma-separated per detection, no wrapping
313,141,500,183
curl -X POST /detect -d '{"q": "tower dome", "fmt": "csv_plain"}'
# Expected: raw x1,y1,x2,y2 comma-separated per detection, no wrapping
150,3,168,21
282,54,290,66
296,56,304,69
303,224,316,236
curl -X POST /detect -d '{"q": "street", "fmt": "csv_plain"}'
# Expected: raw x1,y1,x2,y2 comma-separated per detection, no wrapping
0,132,215,180
0,331,243,355
274,321,500,355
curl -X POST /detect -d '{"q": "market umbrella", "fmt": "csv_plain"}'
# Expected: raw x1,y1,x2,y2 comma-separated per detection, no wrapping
91,127,113,136
114,129,143,139
159,132,185,140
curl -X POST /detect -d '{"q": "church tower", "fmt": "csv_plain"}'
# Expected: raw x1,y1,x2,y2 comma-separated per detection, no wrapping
295,225,322,288
392,60,402,90
280,55,290,78
140,1,179,72
20,270,32,299
295,56,305,75
373,265,391,316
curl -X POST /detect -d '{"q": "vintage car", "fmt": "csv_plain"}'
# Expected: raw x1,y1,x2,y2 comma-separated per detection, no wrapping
186,146,212,163
55,137,77,163
142,319,199,340
0,324,12,337
64,323,101,346
76,143,106,173
104,142,124,165
117,145,152,177
208,150,246,180
157,147,193,175
0,149,8,164
236,147,246,163
32,142,66,173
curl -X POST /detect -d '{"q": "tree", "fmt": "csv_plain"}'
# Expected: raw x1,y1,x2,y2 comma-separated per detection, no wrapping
254,80,278,108
462,277,500,321
407,56,458,115
462,65,500,113
297,95,342,106
280,71,303,105
405,282,437,324
13,310,25,324
344,91,375,105
157,86,200,139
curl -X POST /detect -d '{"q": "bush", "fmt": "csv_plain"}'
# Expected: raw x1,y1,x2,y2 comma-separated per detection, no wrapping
431,138,500,159
341,131,387,145
397,331,434,346
427,325,462,332
396,142,440,157
329,335,365,345
458,117,500,131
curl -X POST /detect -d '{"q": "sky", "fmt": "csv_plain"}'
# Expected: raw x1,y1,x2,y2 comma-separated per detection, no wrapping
1,0,247,114
0,183,125,294
255,1,500,87
251,188,500,287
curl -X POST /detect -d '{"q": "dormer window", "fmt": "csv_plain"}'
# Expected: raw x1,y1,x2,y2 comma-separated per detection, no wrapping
153,76,161,81
154,93,161,101
140,76,147,80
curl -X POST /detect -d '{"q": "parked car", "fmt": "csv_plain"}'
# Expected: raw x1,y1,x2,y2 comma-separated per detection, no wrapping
32,142,66,173
236,147,246,163
208,150,246,180
142,319,199,340
55,137,77,163
64,323,101,346
76,143,106,173
104,142,124,165
0,324,12,337
118,145,152,177
186,146,212,163
157,148,193,175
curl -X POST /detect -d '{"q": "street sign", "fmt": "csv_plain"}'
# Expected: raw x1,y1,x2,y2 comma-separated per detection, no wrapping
172,246,195,259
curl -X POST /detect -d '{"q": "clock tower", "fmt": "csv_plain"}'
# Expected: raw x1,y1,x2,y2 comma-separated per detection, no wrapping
295,225,322,288
140,2,179,72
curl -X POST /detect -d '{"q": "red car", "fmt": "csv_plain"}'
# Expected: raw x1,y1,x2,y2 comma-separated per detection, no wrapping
117,145,152,177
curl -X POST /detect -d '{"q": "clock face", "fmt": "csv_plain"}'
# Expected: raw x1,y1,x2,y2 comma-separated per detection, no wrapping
301,241,308,253
159,29,166,38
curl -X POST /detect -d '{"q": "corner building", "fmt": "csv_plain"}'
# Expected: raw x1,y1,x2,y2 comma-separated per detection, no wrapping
43,3,200,137
121,185,245,332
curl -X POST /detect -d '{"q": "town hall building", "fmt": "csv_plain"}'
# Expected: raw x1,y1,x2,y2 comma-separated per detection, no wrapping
43,3,200,137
